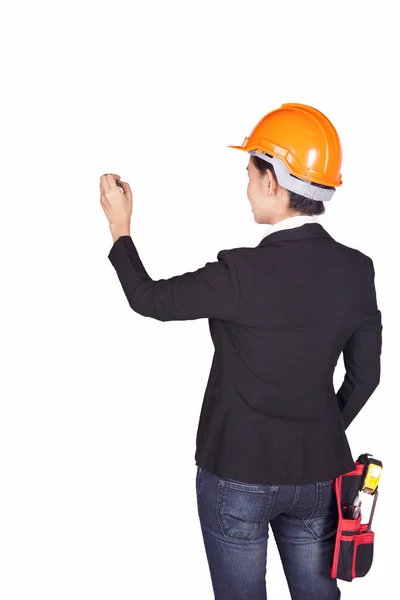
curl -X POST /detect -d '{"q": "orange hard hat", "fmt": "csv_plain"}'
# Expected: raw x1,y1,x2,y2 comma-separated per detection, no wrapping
228,103,343,201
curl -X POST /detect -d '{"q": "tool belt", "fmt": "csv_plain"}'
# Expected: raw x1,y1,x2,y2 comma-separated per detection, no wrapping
331,454,382,582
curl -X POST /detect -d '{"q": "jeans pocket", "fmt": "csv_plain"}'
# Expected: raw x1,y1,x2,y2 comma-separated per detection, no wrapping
304,514,339,541
216,478,278,541
304,481,338,541
319,479,333,486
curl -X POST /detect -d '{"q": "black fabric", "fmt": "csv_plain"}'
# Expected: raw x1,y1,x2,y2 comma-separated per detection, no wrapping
354,540,374,577
341,473,363,507
108,222,382,485
337,539,355,581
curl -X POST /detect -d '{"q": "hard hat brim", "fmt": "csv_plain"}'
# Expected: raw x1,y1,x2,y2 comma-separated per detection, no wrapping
227,144,248,150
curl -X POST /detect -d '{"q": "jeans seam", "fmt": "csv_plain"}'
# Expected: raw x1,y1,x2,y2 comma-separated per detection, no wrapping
196,467,203,498
262,486,279,523
286,485,300,512
216,481,225,534
304,482,321,524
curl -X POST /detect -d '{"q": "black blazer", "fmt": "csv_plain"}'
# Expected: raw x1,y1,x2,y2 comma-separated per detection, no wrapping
108,222,382,485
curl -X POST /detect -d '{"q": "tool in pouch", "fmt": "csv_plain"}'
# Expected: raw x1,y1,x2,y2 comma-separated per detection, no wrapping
331,453,382,582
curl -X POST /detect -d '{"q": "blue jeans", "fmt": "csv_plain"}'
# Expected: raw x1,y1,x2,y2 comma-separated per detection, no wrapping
196,467,341,600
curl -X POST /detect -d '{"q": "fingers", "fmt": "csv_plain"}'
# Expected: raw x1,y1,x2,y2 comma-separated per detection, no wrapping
100,175,110,193
100,173,121,192
118,180,132,197
102,173,121,180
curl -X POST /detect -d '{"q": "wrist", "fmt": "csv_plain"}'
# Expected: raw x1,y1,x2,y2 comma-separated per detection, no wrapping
110,221,131,242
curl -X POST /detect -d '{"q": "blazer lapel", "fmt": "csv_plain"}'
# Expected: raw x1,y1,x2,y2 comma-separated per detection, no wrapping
258,223,333,247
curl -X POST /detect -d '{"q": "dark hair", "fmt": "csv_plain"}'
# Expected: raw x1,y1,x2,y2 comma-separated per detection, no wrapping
251,154,335,216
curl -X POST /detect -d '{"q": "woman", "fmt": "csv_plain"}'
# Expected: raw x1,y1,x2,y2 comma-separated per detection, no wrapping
100,103,382,600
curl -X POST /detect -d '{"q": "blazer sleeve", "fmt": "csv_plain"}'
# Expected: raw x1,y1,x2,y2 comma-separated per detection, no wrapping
108,235,241,321
336,258,382,430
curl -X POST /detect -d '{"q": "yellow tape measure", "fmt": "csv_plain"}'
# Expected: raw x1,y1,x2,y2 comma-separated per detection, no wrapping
362,463,382,494
358,454,383,494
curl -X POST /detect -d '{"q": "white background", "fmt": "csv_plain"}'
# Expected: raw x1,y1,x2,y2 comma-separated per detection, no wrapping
1,1,398,598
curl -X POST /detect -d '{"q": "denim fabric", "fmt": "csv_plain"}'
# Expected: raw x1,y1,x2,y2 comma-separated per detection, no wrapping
196,467,341,600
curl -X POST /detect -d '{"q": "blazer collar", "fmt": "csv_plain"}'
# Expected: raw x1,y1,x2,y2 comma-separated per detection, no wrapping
258,222,333,247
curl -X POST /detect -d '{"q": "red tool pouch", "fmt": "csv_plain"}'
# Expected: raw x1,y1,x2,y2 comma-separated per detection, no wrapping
331,462,375,581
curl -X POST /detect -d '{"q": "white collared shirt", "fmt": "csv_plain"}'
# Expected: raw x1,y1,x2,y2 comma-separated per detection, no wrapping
261,215,317,240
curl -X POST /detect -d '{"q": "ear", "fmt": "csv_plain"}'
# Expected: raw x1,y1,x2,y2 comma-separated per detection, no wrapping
264,169,278,196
